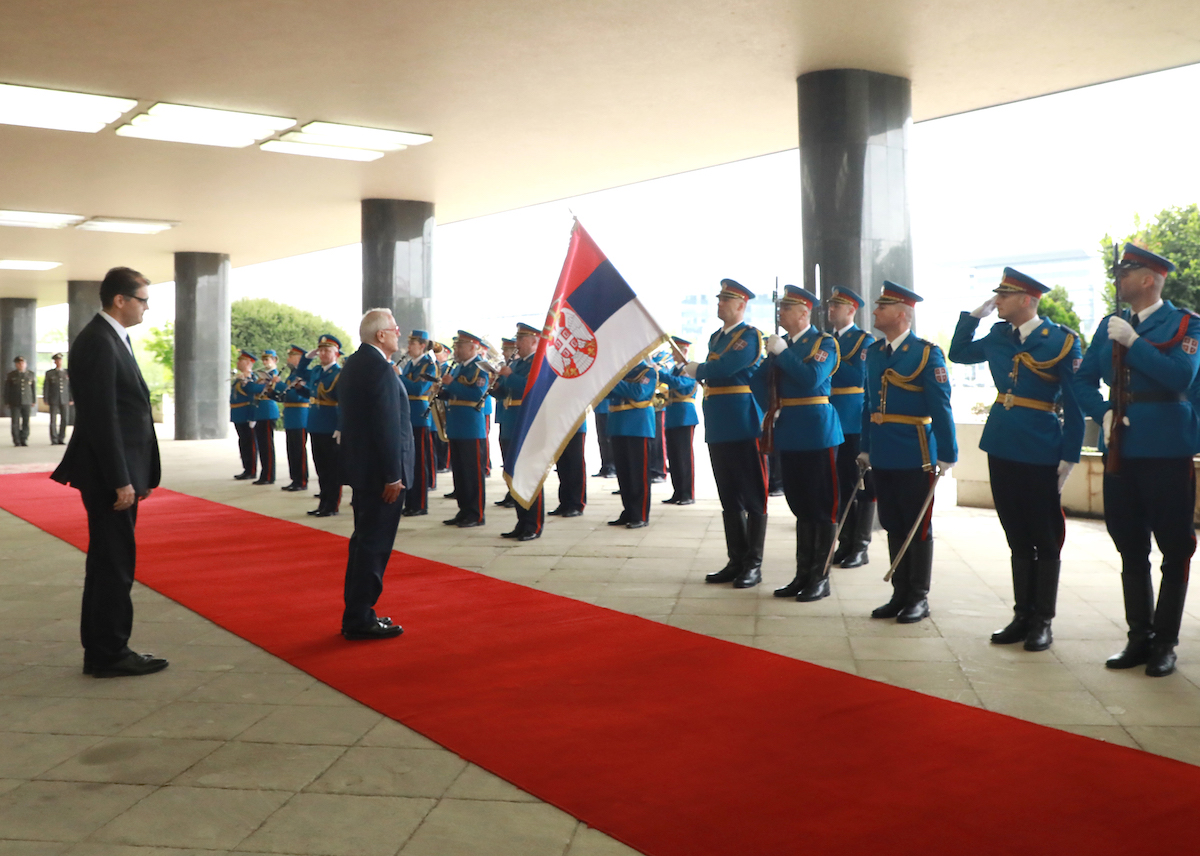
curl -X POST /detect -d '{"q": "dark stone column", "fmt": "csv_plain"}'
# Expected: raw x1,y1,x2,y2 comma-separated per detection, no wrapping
67,280,103,346
798,70,912,330
174,252,231,440
362,199,434,335
0,297,37,418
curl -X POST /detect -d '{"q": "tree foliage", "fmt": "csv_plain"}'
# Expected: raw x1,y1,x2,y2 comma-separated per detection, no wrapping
1038,286,1086,347
1101,203,1200,314
230,299,352,369
145,322,175,375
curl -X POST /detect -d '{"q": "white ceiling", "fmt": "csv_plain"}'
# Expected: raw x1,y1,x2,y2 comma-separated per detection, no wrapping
3,0,1200,303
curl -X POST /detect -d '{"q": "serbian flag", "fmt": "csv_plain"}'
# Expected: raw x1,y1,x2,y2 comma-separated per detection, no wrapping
505,221,670,507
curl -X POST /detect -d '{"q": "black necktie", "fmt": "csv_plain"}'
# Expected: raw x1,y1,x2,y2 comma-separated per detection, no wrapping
1011,328,1022,346
1130,314,1140,330
885,344,893,358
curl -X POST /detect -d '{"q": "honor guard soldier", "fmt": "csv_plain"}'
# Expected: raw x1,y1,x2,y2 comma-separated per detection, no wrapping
826,287,877,568
950,268,1084,651
244,349,280,484
606,358,657,528
440,330,491,527
5,356,36,446
592,396,617,477
492,337,519,509
431,341,452,476
683,278,767,588
551,422,588,517
307,334,343,517
1077,244,1200,677
400,330,438,516
278,344,312,491
230,350,258,478
753,285,844,601
860,282,956,623
660,336,698,505
497,323,544,539
43,353,71,445
648,349,669,484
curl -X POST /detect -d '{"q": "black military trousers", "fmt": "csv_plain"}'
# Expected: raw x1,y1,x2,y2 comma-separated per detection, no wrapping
649,410,667,479
836,434,875,513
556,430,587,512
665,425,695,501
234,422,256,474
405,426,431,513
434,434,449,474
767,448,783,494
594,413,615,474
874,467,936,543
253,419,276,482
9,404,31,444
708,439,768,515
612,435,650,523
780,447,839,524
449,438,487,523
1103,457,1196,647
285,428,309,487
988,456,1064,561
310,432,342,511
342,485,405,630
80,488,139,664
515,489,545,535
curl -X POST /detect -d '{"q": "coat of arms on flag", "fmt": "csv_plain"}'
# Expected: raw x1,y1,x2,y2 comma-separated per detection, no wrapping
547,306,598,378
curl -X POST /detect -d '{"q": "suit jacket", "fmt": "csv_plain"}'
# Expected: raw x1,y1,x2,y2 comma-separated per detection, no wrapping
338,344,415,492
52,313,161,494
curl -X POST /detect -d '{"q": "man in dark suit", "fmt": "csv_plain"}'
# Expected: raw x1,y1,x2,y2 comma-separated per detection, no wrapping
338,308,414,640
51,267,165,678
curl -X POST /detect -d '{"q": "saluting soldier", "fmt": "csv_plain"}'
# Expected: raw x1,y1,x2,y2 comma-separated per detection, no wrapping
682,279,767,589
606,358,657,528
229,350,258,478
660,336,699,505
278,344,312,491
43,352,71,445
307,334,343,517
400,330,438,516
753,285,844,601
496,323,544,539
244,349,280,485
826,287,877,568
1077,244,1200,678
860,282,956,623
441,330,491,527
950,268,1084,651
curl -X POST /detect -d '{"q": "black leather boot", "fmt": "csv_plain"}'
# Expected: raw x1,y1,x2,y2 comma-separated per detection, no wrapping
774,520,812,598
896,538,933,623
734,512,767,588
839,500,875,568
831,500,856,565
1146,644,1178,677
797,521,837,602
991,556,1035,644
1106,565,1156,669
706,510,748,584
871,530,907,619
1024,558,1060,651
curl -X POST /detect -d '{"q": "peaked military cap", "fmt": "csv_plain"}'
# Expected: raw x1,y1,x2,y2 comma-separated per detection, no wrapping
261,349,277,358
717,278,755,300
409,329,429,342
671,335,691,346
1118,243,1176,276
515,322,540,336
51,352,63,360
317,334,342,353
288,343,307,355
456,329,483,344
877,281,923,306
994,267,1049,297
828,286,866,309
238,349,257,362
779,284,818,309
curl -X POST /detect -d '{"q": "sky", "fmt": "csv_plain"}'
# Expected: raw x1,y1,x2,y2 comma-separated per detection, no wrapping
36,61,1200,350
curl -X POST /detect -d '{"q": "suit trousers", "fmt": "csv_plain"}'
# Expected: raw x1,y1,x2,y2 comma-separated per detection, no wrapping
988,455,1064,561
708,439,768,515
310,432,342,511
780,447,840,524
342,486,406,629
254,419,276,482
80,488,138,664
285,428,309,486
665,425,695,501
556,430,587,512
10,405,31,444
49,403,68,443
449,438,486,523
594,413,615,474
612,435,649,523
405,426,432,513
234,422,256,474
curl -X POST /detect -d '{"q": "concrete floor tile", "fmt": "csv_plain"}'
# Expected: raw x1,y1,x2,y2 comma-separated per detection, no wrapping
63,845,219,856
0,842,70,856
919,688,983,706
753,636,853,661
0,732,102,778
398,799,576,856
181,671,315,705
173,741,345,790
1126,726,1200,764
975,690,1118,726
1092,688,1200,726
1061,660,1199,695
849,636,956,662
357,719,441,750
856,660,972,692
665,614,756,637
118,701,272,740
288,683,365,707
305,746,467,797
239,793,434,856
754,615,846,636
961,661,1087,692
1051,724,1142,749
39,737,221,785
4,697,160,736
564,825,643,856
79,671,219,704
92,786,291,849
236,705,383,745
0,781,153,842
442,765,540,802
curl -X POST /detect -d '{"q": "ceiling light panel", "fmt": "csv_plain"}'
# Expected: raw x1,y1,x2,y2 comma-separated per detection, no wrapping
0,259,61,271
260,140,384,162
0,83,137,133
0,210,86,229
76,217,178,234
300,121,431,148
116,102,295,148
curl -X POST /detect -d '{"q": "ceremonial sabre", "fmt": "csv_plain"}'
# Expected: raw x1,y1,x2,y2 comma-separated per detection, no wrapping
820,460,867,577
883,467,943,582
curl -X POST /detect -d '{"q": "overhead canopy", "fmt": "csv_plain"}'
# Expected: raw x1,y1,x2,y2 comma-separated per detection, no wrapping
3,0,1200,303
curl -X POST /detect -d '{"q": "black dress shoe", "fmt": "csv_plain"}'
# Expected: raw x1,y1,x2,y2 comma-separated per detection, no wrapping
769,488,785,497
650,475,666,484
706,564,740,584
896,599,930,624
607,518,629,526
252,478,275,485
990,617,1030,645
437,467,451,474
796,577,831,602
611,490,621,495
517,531,541,541
732,567,762,589
871,599,904,619
1146,646,1177,677
444,517,464,526
234,472,256,480
501,529,520,538
661,497,678,504
1023,619,1053,652
342,619,403,640
307,508,322,516
1106,639,1154,670
547,507,564,516
625,520,647,530
456,519,485,528
774,576,807,598
499,499,516,508
401,508,428,517
443,491,458,499
313,509,339,517
92,652,169,679
673,498,695,506
560,509,583,518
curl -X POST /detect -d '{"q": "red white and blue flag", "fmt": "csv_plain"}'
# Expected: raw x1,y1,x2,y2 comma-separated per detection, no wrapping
506,221,670,507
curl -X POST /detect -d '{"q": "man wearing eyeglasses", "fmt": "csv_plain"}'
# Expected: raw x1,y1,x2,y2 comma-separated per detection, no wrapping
1076,243,1200,678
52,267,164,678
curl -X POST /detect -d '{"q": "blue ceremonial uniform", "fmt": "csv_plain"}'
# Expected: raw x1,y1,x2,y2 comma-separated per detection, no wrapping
401,352,438,429
442,352,492,525
830,325,874,437
279,354,312,489
659,364,698,504
229,373,257,476
400,351,439,515
828,321,877,570
246,369,280,422
308,359,343,514
307,362,342,434
861,333,957,470
245,366,280,484
660,367,698,430
607,361,657,524
695,322,764,442
752,327,843,452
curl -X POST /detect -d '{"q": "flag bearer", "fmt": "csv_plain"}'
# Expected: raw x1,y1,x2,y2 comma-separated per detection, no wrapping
606,359,657,529
497,323,544,540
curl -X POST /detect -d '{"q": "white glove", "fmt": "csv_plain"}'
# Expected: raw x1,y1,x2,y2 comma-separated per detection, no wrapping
248,420,257,428
1102,410,1129,446
936,460,954,476
683,361,700,378
971,297,997,319
766,334,787,356
1057,460,1075,493
333,429,341,443
1108,316,1139,347
305,348,319,359
856,452,870,469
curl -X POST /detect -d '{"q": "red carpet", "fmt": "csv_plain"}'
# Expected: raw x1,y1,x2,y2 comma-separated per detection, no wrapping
2,472,1198,855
